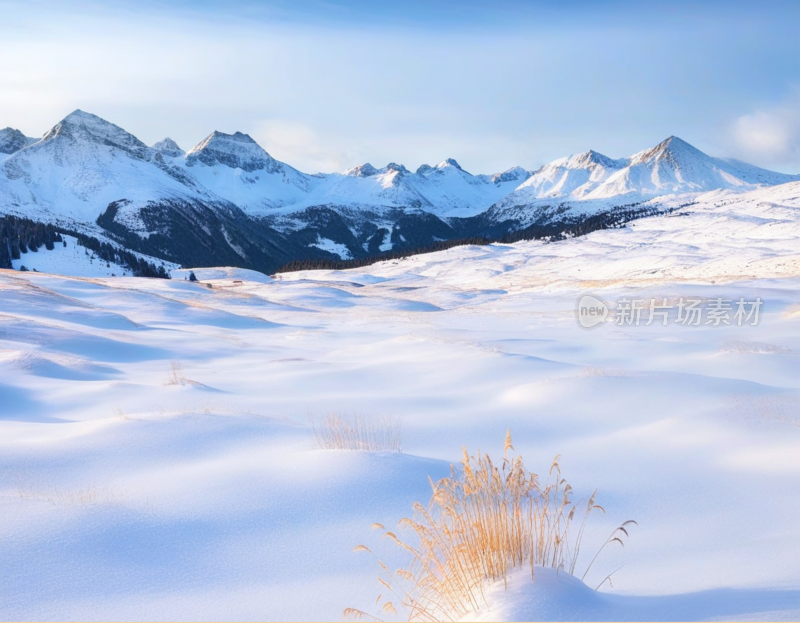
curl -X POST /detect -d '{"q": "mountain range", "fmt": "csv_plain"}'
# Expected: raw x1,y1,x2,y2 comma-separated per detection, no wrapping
1,110,797,274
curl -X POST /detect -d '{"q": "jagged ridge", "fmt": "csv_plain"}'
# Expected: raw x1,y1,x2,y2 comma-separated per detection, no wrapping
1,109,798,274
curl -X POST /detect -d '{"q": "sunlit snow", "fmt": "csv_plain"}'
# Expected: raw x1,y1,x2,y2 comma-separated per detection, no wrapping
2,182,799,620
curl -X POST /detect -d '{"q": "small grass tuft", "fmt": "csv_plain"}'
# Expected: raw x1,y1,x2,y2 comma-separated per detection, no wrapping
312,413,402,452
164,361,206,387
165,361,189,386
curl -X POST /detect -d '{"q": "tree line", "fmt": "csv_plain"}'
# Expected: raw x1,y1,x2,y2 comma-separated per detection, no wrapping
0,216,61,268
0,215,170,278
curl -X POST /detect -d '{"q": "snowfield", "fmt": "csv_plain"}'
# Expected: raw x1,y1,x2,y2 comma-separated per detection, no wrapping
1,182,800,621
10,235,132,278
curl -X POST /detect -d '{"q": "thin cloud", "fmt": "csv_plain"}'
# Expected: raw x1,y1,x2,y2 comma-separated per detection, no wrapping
732,88,800,170
253,120,357,174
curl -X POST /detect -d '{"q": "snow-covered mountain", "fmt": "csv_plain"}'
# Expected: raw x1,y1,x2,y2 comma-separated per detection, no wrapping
0,110,208,224
1,109,798,274
152,137,184,157
495,136,798,211
300,158,528,217
0,128,36,154
512,150,627,200
591,136,794,198
182,130,317,212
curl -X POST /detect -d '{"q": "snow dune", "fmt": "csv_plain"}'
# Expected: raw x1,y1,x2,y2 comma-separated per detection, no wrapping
1,183,800,620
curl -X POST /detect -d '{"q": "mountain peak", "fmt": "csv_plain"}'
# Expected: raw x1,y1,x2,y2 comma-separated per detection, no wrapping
382,162,409,175
0,127,31,154
417,158,470,177
152,137,184,157
41,110,148,151
344,163,378,177
186,131,279,172
662,135,687,145
212,130,257,144
655,135,696,153
566,149,625,169
63,109,95,121
630,135,705,166
437,158,463,171
490,166,530,184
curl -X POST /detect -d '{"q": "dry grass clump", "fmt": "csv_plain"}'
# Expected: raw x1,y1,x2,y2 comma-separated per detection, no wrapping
312,413,402,452
164,361,205,387
166,361,189,385
347,431,635,621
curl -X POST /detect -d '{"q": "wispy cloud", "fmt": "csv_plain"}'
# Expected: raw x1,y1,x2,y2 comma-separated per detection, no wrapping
731,88,800,170
253,120,356,174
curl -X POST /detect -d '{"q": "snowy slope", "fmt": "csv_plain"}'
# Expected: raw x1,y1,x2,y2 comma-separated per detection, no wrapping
9,233,178,278
514,150,627,199
321,181,800,293
11,234,136,277
2,183,800,619
469,568,800,622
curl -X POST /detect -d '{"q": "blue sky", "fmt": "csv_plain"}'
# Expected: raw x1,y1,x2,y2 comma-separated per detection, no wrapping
1,0,799,174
